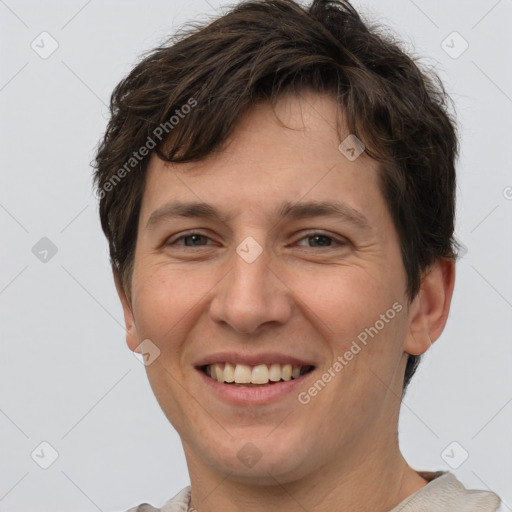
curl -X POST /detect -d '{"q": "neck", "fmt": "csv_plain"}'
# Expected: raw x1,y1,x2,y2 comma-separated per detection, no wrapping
184,434,428,512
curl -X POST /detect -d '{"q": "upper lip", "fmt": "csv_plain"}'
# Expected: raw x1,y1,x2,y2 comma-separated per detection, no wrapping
194,352,316,368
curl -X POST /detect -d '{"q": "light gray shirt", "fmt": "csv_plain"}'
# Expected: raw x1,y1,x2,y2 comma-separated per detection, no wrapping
127,471,504,512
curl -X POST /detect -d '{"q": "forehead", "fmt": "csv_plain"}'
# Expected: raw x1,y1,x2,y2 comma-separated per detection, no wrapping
139,92,385,226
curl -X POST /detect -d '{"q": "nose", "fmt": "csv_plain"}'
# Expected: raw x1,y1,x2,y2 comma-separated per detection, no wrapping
208,242,293,334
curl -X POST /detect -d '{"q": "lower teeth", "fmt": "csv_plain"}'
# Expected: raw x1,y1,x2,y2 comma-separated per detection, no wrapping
226,381,278,386
224,379,299,386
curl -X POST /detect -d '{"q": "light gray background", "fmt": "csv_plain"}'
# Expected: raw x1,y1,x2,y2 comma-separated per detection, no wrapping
0,0,511,511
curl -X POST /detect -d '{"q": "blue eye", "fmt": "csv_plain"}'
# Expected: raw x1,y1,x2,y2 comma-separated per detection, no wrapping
297,234,337,248
172,233,211,247
168,231,346,249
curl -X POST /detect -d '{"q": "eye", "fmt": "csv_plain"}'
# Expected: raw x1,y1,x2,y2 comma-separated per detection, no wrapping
295,232,347,249
168,232,213,247
166,231,348,249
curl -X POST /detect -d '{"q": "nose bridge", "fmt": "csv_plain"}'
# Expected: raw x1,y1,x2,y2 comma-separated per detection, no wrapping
232,237,271,299
209,237,292,334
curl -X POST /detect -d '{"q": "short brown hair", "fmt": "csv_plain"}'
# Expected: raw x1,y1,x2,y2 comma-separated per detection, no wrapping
93,0,459,393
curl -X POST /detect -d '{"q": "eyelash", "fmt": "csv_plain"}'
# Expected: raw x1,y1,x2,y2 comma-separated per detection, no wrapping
166,231,348,249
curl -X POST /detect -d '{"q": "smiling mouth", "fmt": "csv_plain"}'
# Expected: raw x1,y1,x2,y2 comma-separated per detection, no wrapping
200,362,315,386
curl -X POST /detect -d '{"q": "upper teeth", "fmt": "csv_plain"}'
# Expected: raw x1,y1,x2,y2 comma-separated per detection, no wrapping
205,363,305,384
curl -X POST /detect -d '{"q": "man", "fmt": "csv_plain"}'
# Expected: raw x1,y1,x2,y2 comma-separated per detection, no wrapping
93,0,503,510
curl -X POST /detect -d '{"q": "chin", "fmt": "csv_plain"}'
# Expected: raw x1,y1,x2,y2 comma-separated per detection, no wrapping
194,428,318,484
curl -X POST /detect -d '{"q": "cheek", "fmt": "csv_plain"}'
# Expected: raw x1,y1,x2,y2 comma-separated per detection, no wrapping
131,263,200,352
290,263,408,400
287,263,402,342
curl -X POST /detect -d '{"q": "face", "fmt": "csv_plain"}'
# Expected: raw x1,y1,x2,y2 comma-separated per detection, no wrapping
119,91,426,484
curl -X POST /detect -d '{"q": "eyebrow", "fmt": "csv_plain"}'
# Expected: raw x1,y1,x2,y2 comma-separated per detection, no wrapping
145,199,371,231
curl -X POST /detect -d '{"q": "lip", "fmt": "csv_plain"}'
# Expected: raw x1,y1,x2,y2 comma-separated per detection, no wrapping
196,365,315,405
194,351,315,367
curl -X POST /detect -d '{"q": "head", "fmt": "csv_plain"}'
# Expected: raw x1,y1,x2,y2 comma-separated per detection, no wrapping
94,0,457,483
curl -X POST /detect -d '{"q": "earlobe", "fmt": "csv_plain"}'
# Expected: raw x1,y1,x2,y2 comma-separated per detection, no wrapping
404,258,456,356
113,268,141,352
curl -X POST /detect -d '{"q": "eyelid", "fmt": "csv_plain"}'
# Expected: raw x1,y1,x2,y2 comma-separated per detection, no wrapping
166,229,216,246
293,230,348,248
166,229,349,248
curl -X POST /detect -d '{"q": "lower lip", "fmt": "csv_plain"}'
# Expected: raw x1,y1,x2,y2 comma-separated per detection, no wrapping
196,368,313,405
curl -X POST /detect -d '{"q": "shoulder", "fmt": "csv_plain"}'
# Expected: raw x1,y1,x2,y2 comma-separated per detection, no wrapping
124,486,191,512
391,471,503,512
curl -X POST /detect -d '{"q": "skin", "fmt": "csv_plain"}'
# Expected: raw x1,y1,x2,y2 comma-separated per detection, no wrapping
115,91,455,512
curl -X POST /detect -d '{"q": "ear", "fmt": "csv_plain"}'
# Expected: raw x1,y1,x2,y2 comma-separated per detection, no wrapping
113,268,141,353
404,258,456,356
